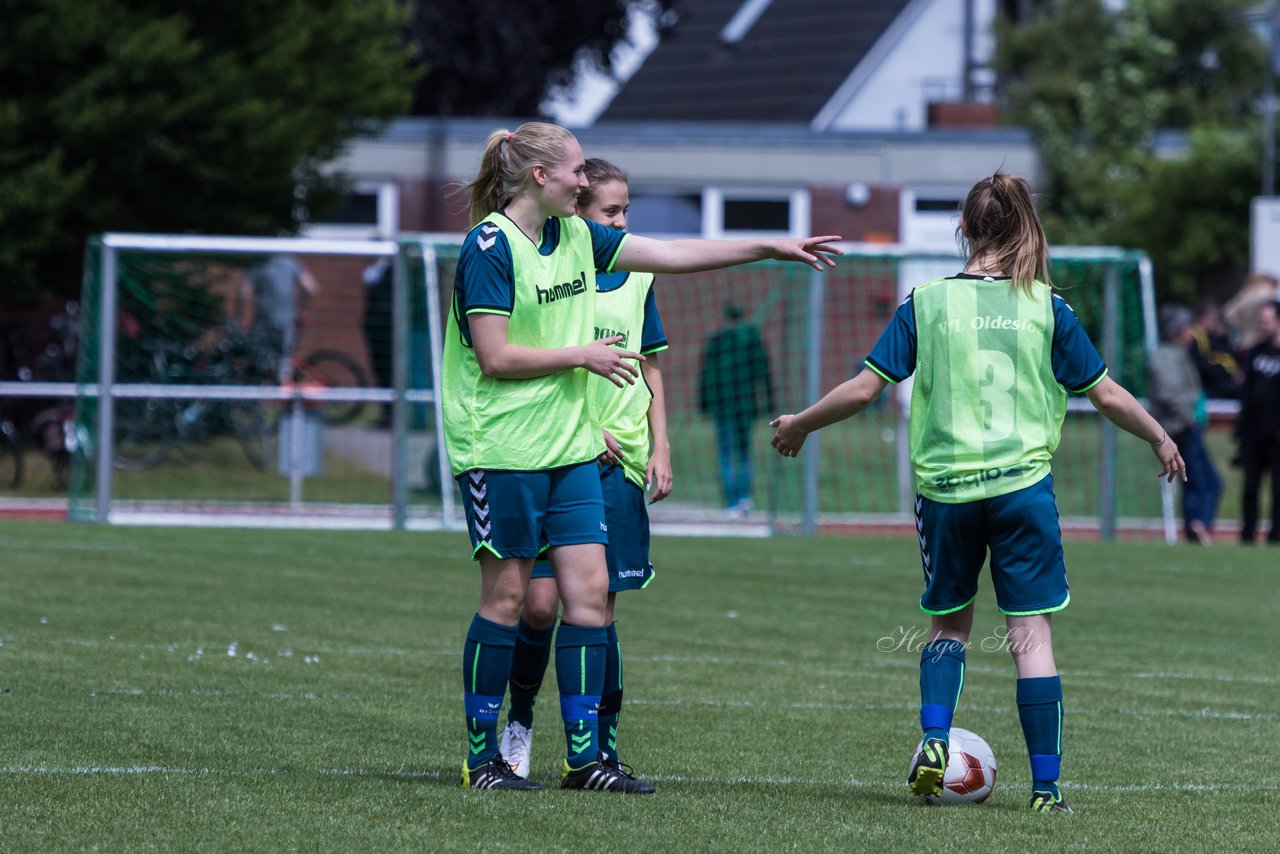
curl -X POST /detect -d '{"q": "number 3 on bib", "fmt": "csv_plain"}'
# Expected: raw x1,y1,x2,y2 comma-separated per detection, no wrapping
977,349,1015,441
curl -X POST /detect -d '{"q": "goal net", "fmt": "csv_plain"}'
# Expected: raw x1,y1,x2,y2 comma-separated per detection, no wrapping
68,234,448,528
69,236,1163,539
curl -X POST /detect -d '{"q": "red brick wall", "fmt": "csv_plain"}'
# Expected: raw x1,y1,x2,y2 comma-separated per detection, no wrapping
809,185,900,244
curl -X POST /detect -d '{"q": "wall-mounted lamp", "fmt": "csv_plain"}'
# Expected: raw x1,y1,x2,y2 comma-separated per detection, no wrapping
845,181,871,208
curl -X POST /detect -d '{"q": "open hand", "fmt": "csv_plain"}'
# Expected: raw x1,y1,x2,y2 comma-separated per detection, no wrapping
767,236,844,270
582,336,644,387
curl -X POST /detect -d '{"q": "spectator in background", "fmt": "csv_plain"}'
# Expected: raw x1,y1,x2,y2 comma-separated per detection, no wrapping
1222,272,1279,351
1237,300,1280,544
1150,304,1222,545
236,254,319,379
1189,299,1242,400
698,303,773,514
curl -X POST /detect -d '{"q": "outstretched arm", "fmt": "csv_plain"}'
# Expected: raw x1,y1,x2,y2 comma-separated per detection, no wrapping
470,314,644,387
1084,376,1186,482
616,234,843,274
770,369,889,457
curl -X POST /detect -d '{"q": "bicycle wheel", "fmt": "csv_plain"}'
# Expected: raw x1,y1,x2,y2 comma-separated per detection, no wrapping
0,421,23,489
113,397,173,470
297,350,368,426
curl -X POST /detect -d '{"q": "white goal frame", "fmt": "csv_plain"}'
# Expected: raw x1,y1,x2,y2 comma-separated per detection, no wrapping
82,233,453,529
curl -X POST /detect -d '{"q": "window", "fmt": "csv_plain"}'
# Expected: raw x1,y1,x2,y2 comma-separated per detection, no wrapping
899,189,964,250
627,192,703,236
618,187,809,238
305,181,399,239
723,199,791,231
705,188,810,238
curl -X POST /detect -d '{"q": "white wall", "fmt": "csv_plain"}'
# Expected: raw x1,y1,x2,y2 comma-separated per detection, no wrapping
1252,197,1280,277
817,0,997,132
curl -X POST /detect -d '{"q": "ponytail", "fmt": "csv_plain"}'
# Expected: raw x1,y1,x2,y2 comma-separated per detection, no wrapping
958,172,1051,295
459,122,578,227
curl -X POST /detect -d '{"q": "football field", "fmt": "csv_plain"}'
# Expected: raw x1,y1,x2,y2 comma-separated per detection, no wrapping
0,519,1275,850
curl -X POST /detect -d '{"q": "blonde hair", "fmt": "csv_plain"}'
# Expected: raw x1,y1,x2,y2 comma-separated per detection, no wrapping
578,158,629,210
460,122,578,226
958,172,1051,295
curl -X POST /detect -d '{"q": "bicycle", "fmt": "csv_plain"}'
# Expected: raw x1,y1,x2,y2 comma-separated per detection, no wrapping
287,349,368,426
113,328,277,472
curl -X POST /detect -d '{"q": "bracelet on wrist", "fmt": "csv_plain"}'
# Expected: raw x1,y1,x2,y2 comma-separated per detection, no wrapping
1151,432,1167,447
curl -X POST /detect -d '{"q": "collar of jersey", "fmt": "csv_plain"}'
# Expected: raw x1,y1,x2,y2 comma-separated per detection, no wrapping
495,210,560,256
596,270,632,292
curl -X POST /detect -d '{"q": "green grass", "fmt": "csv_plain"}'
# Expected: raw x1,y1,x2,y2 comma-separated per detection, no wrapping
668,412,1244,522
0,520,1275,850
4,416,1249,533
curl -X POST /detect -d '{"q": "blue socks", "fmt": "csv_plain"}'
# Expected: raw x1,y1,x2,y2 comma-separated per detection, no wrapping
1017,675,1064,796
462,614,517,769
555,622,607,769
919,638,966,744
599,621,624,762
507,618,556,728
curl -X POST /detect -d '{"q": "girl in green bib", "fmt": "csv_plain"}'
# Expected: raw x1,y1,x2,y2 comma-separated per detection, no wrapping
769,172,1186,813
449,122,841,791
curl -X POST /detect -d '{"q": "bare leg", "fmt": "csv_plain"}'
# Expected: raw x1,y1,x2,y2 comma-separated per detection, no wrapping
477,552,533,626
1005,613,1057,678
929,603,975,644
522,576,560,629
547,543,609,627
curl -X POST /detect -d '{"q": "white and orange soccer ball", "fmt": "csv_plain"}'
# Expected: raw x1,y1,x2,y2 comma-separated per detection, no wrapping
908,727,997,804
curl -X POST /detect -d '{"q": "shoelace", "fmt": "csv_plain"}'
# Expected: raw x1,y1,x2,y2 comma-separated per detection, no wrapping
602,758,640,780
491,756,522,778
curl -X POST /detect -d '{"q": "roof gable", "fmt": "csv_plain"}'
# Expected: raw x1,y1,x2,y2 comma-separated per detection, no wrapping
601,0,914,123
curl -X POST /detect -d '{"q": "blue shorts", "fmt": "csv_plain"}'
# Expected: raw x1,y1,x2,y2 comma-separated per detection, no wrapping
914,474,1069,616
600,463,654,591
531,463,654,592
457,461,607,560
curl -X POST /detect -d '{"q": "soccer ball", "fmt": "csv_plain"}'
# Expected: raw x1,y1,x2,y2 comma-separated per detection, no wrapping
908,727,997,804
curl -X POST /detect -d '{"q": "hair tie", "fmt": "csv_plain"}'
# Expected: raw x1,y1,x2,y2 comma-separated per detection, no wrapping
504,132,513,144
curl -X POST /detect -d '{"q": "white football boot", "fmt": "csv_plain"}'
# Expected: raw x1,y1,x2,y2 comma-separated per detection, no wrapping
499,721,533,779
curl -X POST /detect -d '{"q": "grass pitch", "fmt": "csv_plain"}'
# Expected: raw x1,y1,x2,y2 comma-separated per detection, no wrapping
0,519,1275,851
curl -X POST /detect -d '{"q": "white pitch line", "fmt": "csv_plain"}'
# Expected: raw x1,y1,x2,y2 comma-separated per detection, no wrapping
93,686,393,703
20,635,1279,689
79,685,1273,724
2,765,1271,794
626,697,1275,722
0,765,214,776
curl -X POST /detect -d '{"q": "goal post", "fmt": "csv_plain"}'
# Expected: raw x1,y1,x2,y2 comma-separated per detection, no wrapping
68,233,451,528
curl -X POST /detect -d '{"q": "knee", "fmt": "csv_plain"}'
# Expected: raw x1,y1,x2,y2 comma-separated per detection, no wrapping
483,588,526,625
522,592,559,629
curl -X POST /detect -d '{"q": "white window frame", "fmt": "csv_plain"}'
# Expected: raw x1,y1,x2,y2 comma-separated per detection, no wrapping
703,187,810,239
305,180,399,240
898,187,964,251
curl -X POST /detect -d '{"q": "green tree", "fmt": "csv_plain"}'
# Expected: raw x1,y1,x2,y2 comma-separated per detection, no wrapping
405,0,677,116
996,0,1267,299
0,0,417,303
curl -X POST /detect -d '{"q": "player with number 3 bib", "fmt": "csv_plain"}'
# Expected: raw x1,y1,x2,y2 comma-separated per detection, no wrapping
769,172,1186,813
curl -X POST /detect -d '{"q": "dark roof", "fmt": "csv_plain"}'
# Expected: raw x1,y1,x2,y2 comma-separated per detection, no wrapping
602,0,913,123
